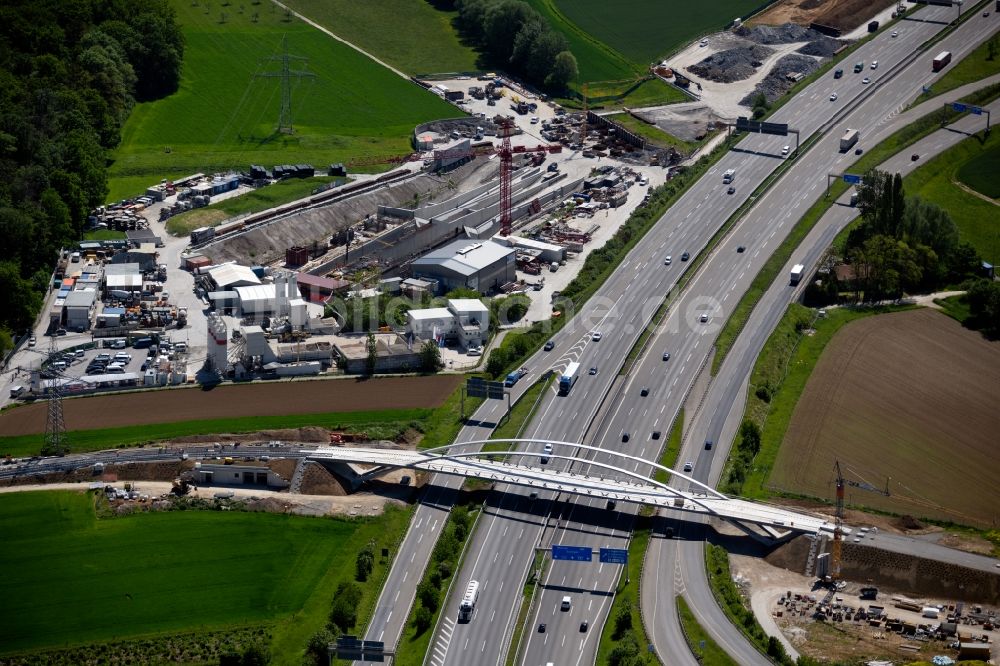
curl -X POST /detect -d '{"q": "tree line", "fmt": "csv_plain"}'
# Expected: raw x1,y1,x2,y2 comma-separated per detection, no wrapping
448,0,578,92
0,0,183,352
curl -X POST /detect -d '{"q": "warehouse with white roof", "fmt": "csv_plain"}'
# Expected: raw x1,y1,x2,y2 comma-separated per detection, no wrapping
411,240,515,295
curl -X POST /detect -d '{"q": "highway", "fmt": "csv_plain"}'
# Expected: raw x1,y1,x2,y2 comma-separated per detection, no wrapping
359,4,1000,665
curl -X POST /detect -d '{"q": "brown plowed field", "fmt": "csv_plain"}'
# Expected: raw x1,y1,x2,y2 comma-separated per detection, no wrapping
771,309,1000,528
0,375,460,437
753,0,897,32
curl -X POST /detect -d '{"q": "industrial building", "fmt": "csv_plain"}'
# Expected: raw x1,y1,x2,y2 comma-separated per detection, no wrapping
206,263,262,291
411,240,515,294
195,462,290,488
333,333,422,374
406,298,490,350
103,263,142,295
63,289,97,330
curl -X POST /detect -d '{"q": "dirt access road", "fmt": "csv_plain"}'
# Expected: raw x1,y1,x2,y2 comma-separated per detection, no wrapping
0,375,460,437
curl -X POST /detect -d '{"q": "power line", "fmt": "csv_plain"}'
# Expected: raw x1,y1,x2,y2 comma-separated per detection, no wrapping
254,36,316,134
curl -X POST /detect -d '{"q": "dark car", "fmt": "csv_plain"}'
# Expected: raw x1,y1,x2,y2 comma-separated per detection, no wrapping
640,387,649,396
651,431,661,440
589,366,598,375
705,440,713,450
855,147,863,155
606,501,616,511
621,432,630,442
681,252,690,261
580,621,589,632
538,623,546,633
737,245,745,253
911,154,920,161
543,340,555,351
662,351,670,361
727,185,736,195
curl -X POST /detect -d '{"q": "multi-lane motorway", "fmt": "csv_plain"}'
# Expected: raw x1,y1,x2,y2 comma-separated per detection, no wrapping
361,4,1000,665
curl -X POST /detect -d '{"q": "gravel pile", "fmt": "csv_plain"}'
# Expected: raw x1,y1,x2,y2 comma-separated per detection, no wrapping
797,34,844,58
689,44,774,83
735,23,817,44
739,54,822,106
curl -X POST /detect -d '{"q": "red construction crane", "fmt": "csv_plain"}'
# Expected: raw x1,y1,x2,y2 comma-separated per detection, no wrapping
432,119,563,236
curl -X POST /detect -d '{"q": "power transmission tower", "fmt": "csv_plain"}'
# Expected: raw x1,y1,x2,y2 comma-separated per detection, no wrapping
255,36,316,134
41,339,68,456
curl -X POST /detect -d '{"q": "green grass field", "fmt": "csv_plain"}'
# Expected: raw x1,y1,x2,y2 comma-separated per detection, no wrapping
165,175,346,236
607,111,698,152
553,0,762,65
107,0,455,202
281,0,479,75
906,130,1000,260
0,490,409,660
676,596,737,665
956,141,1000,198
0,408,429,458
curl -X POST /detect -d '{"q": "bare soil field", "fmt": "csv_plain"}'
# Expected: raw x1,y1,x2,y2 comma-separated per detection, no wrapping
754,0,897,32
770,309,1000,528
0,375,460,437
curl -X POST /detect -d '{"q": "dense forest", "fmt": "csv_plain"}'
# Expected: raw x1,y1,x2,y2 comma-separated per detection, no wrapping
0,0,183,354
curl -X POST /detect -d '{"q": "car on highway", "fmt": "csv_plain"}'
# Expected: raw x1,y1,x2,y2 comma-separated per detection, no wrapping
591,331,603,341
829,92,838,101
664,255,672,265
833,68,843,78
662,351,670,361
681,252,690,261
705,440,713,450
699,313,709,323
588,366,598,375
651,430,661,439
580,621,589,632
871,60,878,69
781,145,790,156
855,147,864,155
640,387,649,396
862,77,871,84
737,245,745,253
538,623,546,633
727,185,736,194
985,11,991,17
683,461,693,472
541,443,553,464
911,153,920,161
544,340,555,351
891,30,898,37
621,432,630,442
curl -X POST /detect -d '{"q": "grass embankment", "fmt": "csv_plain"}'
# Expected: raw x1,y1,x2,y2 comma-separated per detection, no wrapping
165,175,346,236
712,83,1000,374
676,596,738,666
912,31,1000,103
0,490,411,665
705,543,794,665
595,526,654,665
392,503,478,666
653,408,684,484
488,142,730,380
934,293,973,324
727,304,910,500
280,0,479,75
107,0,454,201
906,129,1000,259
0,408,430,458
419,381,484,449
483,375,554,452
607,112,700,153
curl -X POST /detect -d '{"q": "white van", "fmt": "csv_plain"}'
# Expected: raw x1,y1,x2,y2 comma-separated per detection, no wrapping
52,361,67,371
723,169,735,183
561,596,571,611
105,363,125,374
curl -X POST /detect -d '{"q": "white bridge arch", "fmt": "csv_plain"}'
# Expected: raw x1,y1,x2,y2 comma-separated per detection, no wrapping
308,438,838,537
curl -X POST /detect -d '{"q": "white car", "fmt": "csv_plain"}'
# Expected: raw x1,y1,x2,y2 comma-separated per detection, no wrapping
664,255,672,265
683,461,694,472
871,60,878,69
530,116,539,124
699,39,708,47
28,336,36,347
891,30,898,37
829,92,838,101
591,331,603,341
699,313,709,323
781,145,790,156
862,77,871,84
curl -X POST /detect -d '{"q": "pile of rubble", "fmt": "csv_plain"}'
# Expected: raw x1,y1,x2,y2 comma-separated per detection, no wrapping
739,53,823,105
689,44,774,83
735,23,821,44
797,34,845,58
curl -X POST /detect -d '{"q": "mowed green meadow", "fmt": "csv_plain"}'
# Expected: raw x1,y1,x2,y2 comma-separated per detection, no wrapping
906,130,1000,259
107,0,456,201
0,490,404,657
551,0,764,65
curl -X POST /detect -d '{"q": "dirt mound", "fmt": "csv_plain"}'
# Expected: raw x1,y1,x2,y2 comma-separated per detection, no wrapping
753,0,897,33
299,463,348,496
735,23,817,44
170,426,333,445
738,53,822,106
689,45,774,83
796,34,843,58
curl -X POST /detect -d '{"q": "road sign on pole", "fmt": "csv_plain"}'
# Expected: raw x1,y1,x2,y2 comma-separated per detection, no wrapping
552,545,593,561
842,174,862,185
599,547,629,564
